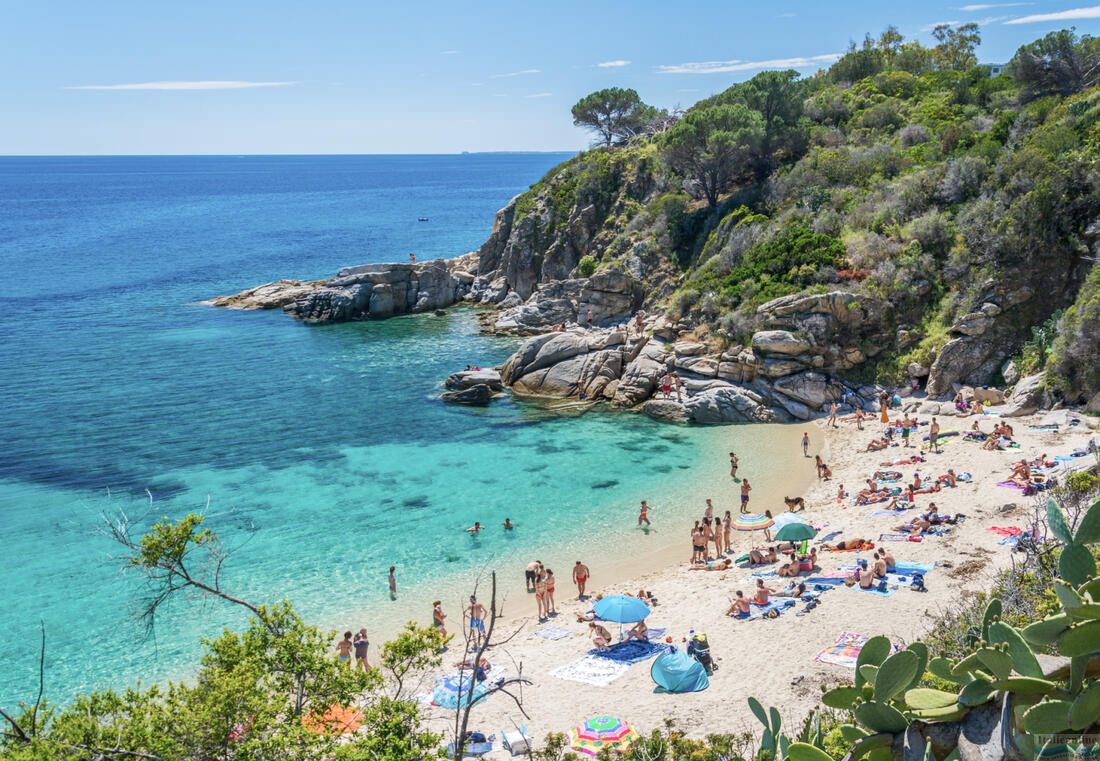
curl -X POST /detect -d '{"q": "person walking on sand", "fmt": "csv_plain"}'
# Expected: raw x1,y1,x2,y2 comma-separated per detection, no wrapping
723,511,732,552
740,479,752,513
638,500,653,526
573,561,590,598
691,524,706,564
336,631,354,666
465,595,487,647
353,629,370,670
432,601,447,638
802,432,810,457
388,566,397,599
855,408,865,430
829,401,839,428
729,452,739,480
929,417,941,454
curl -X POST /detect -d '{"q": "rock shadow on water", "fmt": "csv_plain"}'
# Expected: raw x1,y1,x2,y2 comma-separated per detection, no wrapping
591,479,619,490
401,495,431,509
652,465,672,473
523,463,548,473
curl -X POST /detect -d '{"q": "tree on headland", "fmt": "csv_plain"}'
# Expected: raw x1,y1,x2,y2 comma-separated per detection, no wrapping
571,87,658,147
931,22,981,71
1009,29,1100,101
661,104,764,207
711,69,809,171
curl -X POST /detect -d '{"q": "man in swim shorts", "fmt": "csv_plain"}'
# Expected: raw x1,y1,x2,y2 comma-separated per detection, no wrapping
740,479,752,513
729,452,739,479
728,590,752,618
525,560,542,592
929,417,941,453
901,418,911,447
572,561,590,598
465,595,487,647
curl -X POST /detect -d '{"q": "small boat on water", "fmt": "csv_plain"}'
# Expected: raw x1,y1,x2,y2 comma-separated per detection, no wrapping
418,217,429,222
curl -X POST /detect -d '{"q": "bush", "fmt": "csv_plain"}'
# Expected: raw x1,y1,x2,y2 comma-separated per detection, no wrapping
576,254,597,277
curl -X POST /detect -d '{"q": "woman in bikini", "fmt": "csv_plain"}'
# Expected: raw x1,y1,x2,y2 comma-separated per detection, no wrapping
335,631,354,666
544,568,556,615
534,570,548,620
722,511,732,554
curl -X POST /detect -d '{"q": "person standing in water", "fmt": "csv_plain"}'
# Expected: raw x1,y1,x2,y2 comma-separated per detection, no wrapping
740,479,752,513
704,498,714,520
388,566,397,599
729,452,739,480
639,500,653,526
573,561,590,598
353,629,370,670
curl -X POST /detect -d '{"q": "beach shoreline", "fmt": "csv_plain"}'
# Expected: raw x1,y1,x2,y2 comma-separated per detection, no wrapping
410,403,1096,753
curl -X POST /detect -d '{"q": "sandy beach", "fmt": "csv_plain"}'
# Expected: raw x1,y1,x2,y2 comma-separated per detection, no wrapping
412,402,1097,753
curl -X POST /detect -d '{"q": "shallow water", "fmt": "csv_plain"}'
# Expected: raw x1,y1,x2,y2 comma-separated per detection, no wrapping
0,155,799,707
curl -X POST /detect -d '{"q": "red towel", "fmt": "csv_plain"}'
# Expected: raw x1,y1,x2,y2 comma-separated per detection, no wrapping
988,526,1022,536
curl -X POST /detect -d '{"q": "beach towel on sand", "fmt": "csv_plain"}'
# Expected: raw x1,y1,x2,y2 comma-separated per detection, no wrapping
988,526,1022,536
533,626,573,640
746,599,796,620
550,655,629,687
588,640,666,665
878,533,910,542
814,632,903,668
867,508,909,518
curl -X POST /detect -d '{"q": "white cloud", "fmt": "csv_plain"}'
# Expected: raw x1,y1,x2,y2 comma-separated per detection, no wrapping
958,2,1030,9
978,14,1013,23
1005,4,1100,23
655,53,841,75
489,69,541,78
524,92,553,98
65,80,296,90
596,60,631,68
440,50,459,55
920,20,960,31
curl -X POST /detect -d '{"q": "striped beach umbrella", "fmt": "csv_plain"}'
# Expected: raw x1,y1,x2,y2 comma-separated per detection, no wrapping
568,715,639,756
432,674,487,710
732,512,774,531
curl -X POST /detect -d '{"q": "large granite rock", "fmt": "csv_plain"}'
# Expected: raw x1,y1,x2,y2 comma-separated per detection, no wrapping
445,369,504,392
441,384,494,405
613,339,667,407
771,372,844,410
501,333,590,382
492,272,640,333
1003,372,1047,417
642,399,689,423
751,330,813,356
683,385,776,424
926,336,994,396
204,279,328,309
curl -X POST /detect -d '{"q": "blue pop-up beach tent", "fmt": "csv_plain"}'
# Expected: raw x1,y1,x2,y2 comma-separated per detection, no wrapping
650,647,708,693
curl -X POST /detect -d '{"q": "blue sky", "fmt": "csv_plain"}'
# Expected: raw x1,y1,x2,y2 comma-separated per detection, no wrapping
2,0,1098,154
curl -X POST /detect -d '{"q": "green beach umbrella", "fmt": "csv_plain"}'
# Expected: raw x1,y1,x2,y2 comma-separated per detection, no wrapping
773,522,817,542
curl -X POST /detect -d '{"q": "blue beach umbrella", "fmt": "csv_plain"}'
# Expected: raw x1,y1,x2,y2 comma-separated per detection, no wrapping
593,595,650,624
432,674,487,710
770,513,807,530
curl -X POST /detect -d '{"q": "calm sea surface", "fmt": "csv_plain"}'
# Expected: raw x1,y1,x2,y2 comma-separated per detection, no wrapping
0,155,793,707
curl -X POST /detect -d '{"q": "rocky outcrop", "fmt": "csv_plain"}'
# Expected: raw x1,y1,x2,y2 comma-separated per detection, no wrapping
683,385,776,424
445,369,504,392
491,272,642,333
205,279,330,309
441,385,494,405
754,292,889,373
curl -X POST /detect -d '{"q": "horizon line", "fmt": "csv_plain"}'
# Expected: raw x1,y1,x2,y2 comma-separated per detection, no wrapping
0,150,581,158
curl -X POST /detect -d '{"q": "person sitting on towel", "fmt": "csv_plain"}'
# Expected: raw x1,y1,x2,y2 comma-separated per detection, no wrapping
749,546,777,565
589,622,612,652
798,547,818,573
728,590,752,618
872,552,889,579
777,560,800,577
624,621,648,641
858,562,877,590
752,578,778,605
881,549,897,573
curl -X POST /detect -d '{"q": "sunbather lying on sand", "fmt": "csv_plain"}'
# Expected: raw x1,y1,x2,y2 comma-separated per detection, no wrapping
589,622,612,651
776,582,808,598
690,558,732,571
457,656,490,671
896,516,931,535
856,490,894,505
748,547,778,564
880,455,923,466
865,438,889,452
822,538,872,551
624,621,648,641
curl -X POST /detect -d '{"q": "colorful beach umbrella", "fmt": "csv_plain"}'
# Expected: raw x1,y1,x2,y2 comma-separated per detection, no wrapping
732,512,774,531
774,522,817,542
432,674,487,710
568,715,639,756
302,704,364,735
593,595,650,623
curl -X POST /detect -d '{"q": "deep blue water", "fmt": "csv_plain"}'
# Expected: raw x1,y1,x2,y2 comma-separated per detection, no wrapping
0,155,786,708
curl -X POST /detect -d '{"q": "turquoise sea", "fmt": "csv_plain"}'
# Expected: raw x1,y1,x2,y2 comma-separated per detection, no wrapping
0,155,796,708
